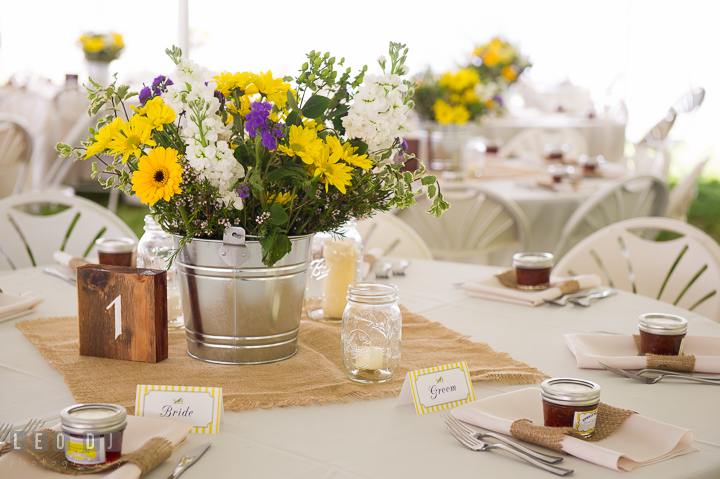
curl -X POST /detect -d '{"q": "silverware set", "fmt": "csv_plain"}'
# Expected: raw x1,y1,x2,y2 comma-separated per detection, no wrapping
442,413,574,476
0,419,46,446
599,362,720,385
544,288,616,307
375,259,409,279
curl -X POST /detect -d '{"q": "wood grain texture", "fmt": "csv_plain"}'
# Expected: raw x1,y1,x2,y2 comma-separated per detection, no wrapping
77,264,168,363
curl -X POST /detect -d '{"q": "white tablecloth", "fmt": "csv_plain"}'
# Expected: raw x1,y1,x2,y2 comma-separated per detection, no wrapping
1,260,719,478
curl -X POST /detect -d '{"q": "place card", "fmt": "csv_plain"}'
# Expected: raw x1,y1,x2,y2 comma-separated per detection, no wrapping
396,361,476,415
135,385,224,434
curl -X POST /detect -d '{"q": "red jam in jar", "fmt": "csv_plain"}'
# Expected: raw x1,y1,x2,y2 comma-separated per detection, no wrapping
512,252,554,290
541,378,601,437
638,313,688,356
95,238,136,267
548,164,574,184
60,403,127,469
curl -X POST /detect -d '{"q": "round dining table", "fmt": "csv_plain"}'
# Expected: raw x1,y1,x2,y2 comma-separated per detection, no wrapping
1,259,719,478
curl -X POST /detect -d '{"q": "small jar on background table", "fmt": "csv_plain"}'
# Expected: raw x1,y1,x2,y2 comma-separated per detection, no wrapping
513,252,554,290
95,238,136,267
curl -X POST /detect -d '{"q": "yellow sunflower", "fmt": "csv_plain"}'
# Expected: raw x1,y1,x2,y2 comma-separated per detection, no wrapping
108,115,156,164
312,144,353,194
131,147,183,206
84,117,125,159
278,125,323,164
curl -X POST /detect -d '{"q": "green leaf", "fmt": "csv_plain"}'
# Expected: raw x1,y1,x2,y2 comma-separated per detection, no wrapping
268,202,289,225
259,231,292,266
285,110,298,127
349,139,368,156
56,143,72,157
421,175,437,186
301,95,330,119
265,167,306,183
117,85,130,98
287,91,300,112
327,105,349,119
428,184,437,198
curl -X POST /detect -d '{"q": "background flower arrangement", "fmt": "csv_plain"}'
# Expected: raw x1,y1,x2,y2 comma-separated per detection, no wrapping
468,37,531,87
78,32,125,63
58,42,448,266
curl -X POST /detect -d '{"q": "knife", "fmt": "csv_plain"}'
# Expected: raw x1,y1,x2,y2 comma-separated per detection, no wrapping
166,442,211,479
42,268,77,286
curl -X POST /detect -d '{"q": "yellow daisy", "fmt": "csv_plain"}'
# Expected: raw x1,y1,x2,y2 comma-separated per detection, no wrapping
312,145,353,194
227,95,252,119
278,125,323,164
84,117,125,159
108,115,156,164
247,71,291,107
501,65,519,82
213,71,255,97
325,136,373,170
267,191,294,206
111,33,124,50
142,97,177,131
131,147,183,206
433,100,470,125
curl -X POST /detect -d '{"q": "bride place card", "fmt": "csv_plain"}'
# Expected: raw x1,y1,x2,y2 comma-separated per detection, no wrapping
396,362,475,415
135,385,223,433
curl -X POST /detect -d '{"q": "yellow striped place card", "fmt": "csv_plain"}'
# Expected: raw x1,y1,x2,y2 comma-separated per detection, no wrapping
396,362,475,415
135,385,223,434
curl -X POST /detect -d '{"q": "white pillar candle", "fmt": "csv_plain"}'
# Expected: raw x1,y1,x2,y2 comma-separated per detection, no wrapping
322,238,359,319
167,290,183,322
353,346,386,370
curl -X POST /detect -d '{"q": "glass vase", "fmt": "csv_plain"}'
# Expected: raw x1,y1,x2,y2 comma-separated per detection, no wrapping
305,220,363,323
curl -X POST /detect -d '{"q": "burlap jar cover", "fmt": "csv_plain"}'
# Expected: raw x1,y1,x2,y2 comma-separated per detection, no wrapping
495,270,580,295
632,334,696,372
509,403,637,452
0,430,172,476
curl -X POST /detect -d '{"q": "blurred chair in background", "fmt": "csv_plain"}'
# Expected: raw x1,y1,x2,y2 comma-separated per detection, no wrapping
498,127,589,160
554,174,668,260
394,185,529,266
0,114,33,198
0,190,137,271
665,157,710,222
554,217,720,322
356,212,433,260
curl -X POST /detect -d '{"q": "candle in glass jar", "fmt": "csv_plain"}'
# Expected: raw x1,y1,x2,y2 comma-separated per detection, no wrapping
167,290,183,328
353,345,386,370
322,239,359,319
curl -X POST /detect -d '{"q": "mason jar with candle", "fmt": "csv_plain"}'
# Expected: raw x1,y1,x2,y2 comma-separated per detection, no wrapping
136,215,184,330
341,282,402,383
305,220,363,322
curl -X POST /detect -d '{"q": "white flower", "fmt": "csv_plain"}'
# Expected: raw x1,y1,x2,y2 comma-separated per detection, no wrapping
378,55,387,63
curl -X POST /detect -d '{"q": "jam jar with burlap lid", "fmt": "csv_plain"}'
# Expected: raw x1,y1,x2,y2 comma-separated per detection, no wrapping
638,313,688,356
60,403,127,468
541,378,601,437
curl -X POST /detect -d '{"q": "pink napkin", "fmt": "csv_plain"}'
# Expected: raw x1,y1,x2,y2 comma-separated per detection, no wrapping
460,274,601,307
565,334,720,373
0,415,191,478
451,388,696,471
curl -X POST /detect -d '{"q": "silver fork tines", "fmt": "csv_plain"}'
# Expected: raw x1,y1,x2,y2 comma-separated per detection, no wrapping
0,419,45,446
443,413,563,464
392,259,409,276
442,414,573,476
0,422,13,444
375,262,392,279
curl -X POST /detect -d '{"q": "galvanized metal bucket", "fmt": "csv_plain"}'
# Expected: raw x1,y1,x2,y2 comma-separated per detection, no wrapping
173,228,313,364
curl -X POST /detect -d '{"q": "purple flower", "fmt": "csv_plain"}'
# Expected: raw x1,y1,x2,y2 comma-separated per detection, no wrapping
493,95,503,106
214,90,226,111
245,102,284,150
237,183,251,199
139,86,152,105
152,75,167,88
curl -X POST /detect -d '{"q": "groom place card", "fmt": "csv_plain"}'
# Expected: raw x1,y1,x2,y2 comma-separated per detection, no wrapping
135,385,224,434
396,361,475,415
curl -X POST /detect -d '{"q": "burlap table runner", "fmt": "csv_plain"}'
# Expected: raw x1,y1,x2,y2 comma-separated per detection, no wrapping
509,402,637,452
632,334,696,372
0,430,172,476
16,306,547,413
495,269,580,295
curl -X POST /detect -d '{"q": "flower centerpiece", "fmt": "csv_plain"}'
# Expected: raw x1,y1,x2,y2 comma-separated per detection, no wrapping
468,37,531,87
58,42,448,364
78,32,125,85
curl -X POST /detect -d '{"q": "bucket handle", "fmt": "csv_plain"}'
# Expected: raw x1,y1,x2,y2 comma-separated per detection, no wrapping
218,227,251,267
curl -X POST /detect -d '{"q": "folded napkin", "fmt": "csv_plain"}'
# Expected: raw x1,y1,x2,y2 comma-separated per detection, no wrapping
53,251,91,270
451,388,696,471
0,292,43,323
565,333,720,373
0,415,191,478
460,273,601,307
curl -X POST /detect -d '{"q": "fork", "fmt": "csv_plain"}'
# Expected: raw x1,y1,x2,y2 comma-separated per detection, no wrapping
598,362,720,385
375,262,392,279
392,259,409,276
543,291,596,306
0,419,45,446
0,422,13,445
444,413,564,464
442,414,574,476
569,289,617,307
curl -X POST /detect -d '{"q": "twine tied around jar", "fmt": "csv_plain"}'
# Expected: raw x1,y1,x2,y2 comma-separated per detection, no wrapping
509,403,636,452
632,334,696,372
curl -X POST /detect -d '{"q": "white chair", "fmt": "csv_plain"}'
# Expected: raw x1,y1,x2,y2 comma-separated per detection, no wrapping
0,114,33,198
499,127,589,160
554,217,720,322
356,212,433,260
554,175,668,260
631,143,671,178
394,185,529,266
638,88,705,146
0,191,137,270
666,157,710,222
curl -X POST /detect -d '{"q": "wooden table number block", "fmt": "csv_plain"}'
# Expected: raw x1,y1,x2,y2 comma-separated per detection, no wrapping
77,264,168,363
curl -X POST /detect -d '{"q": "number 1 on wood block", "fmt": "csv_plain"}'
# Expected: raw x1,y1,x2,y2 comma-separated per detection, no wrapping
106,295,122,339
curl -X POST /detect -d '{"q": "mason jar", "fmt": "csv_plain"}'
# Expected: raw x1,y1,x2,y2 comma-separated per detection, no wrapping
305,220,363,322
136,215,184,330
341,282,401,383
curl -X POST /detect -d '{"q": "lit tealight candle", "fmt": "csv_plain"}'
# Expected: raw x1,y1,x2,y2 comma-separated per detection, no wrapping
322,239,359,319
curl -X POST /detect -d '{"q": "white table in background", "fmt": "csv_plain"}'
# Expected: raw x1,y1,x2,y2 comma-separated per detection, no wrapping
1,260,719,479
